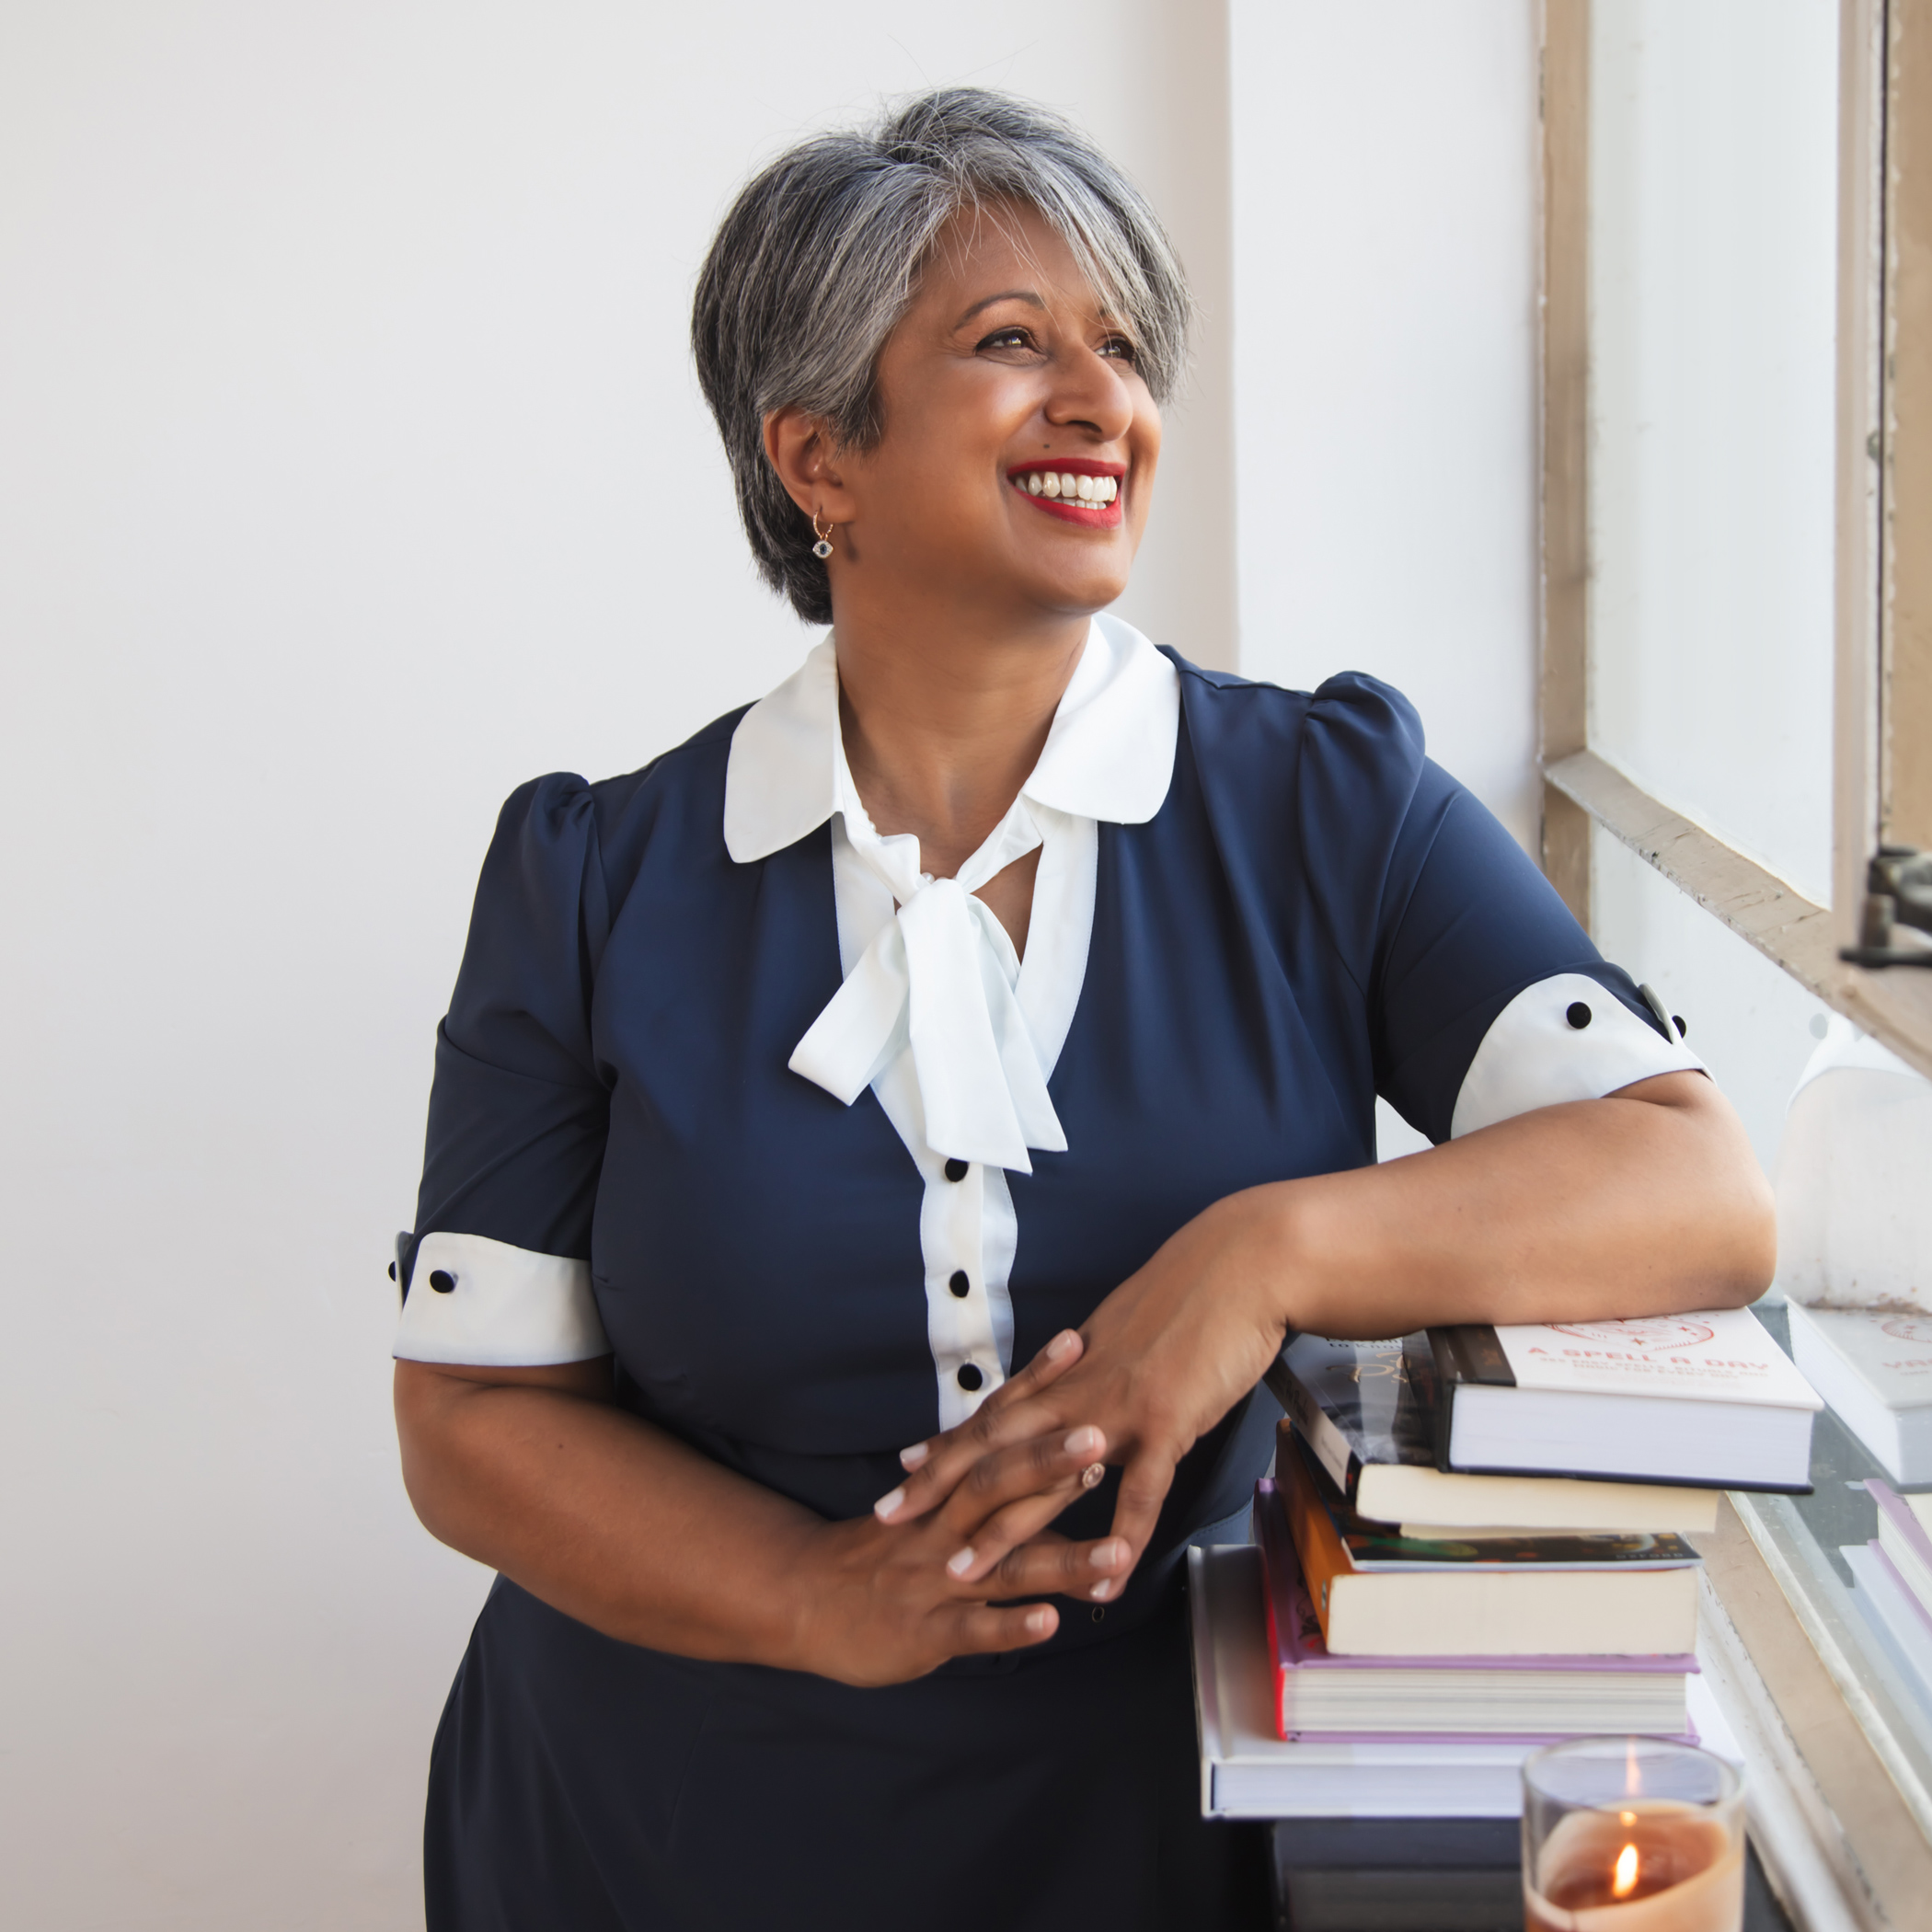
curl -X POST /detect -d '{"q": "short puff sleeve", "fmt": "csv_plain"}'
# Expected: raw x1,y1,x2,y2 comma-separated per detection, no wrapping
394,774,614,1366
1296,674,1701,1146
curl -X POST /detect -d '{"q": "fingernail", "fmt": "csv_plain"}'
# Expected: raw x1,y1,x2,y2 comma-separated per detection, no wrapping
1063,1426,1102,1457
1089,1580,1113,1601
946,1547,975,1578
1092,1540,1127,1570
1026,1607,1054,1636
1080,1462,1105,1490
1046,1329,1079,1362
899,1442,930,1470
873,1487,905,1522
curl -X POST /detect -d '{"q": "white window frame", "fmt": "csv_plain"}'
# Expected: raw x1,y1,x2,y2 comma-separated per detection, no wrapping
1538,4,1932,1924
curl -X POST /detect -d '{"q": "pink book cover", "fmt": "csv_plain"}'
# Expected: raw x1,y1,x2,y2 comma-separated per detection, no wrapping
1868,1478,1932,1570
1252,1479,1696,1744
1868,1541,1932,1640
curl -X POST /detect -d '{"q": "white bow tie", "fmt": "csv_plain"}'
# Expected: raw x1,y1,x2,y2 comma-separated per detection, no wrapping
788,783,1068,1175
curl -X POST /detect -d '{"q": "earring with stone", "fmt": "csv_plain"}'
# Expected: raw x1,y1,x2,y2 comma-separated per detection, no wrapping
811,512,834,560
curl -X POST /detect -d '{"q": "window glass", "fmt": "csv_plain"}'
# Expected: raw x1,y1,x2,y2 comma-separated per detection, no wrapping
1591,827,1827,1174
1587,1,1839,907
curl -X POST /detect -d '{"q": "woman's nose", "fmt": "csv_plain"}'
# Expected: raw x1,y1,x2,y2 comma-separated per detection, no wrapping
1043,347,1135,442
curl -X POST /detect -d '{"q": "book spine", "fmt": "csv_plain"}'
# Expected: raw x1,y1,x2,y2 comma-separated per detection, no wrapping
1447,1324,1516,1386
1255,1482,1293,1738
1424,1328,1460,1473
1869,1479,1932,1571
1273,1381,1361,1500
1280,1433,1356,1648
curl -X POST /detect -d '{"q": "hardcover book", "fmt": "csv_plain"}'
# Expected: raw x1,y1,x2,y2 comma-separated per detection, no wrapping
1187,1544,1742,1821
1787,1303,1932,1484
1868,1478,1932,1621
1265,1332,1718,1531
1276,1433,1700,1658
1253,1478,1693,1742
1427,1305,1820,1489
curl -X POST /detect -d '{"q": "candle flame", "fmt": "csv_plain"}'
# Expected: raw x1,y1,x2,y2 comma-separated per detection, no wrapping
1612,1842,1640,1900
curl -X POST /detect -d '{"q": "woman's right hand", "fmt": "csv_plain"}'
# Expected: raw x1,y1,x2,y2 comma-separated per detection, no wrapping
781,1333,1133,1685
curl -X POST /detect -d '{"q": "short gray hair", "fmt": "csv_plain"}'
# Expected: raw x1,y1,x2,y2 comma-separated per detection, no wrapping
691,88,1193,625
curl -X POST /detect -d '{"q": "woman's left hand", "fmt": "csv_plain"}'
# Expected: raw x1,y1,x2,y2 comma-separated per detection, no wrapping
875,1189,1291,1600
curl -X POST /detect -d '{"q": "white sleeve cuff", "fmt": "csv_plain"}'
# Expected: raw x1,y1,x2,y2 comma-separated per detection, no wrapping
1449,972,1704,1140
393,1230,610,1366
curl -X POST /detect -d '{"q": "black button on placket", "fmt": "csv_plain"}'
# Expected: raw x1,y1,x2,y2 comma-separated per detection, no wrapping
943,1158,969,1182
949,1271,970,1298
956,1364,983,1392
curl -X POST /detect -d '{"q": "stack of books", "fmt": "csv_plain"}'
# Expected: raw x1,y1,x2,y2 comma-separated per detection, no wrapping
1192,1307,1818,1823
1786,1302,1932,1484
1841,1478,1932,1717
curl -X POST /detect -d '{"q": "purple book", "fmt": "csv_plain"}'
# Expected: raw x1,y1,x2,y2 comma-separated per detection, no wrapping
1868,1542,1932,1641
1867,1479,1932,1619
1253,1478,1696,1744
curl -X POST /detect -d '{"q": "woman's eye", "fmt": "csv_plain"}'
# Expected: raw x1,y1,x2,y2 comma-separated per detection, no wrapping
976,327,1036,353
1099,336,1139,363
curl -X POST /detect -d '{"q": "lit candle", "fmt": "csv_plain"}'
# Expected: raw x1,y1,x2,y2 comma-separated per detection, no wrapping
1524,1800,1743,1929
1523,1740,1744,1932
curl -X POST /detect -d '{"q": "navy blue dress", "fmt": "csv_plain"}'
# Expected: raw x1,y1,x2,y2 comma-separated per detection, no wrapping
407,658,1664,1929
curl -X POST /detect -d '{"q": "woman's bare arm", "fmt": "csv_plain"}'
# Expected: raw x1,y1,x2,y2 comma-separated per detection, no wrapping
393,1336,1132,1685
881,1073,1777,1590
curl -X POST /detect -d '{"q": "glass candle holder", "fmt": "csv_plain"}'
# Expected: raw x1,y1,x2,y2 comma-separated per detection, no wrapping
1523,1737,1744,1932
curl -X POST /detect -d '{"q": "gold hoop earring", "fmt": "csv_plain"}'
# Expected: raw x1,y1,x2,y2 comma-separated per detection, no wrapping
811,513,834,560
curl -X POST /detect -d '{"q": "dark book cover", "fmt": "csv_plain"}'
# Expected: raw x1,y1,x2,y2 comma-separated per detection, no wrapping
1263,1332,1442,1498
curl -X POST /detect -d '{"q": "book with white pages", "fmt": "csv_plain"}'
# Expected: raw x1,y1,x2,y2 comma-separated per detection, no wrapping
1267,1332,1719,1532
1786,1302,1932,1484
1841,1541,1932,1720
1869,1478,1932,1619
1428,1305,1821,1490
1186,1544,1739,1819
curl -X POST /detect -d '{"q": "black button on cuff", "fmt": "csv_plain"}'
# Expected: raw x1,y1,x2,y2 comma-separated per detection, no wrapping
1673,1015,1687,1039
949,1271,970,1298
943,1157,969,1182
428,1269,457,1294
1565,1001,1593,1029
386,1261,397,1281
956,1363,983,1392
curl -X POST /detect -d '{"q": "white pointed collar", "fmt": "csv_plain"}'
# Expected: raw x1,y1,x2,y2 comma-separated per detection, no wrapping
722,614,1180,865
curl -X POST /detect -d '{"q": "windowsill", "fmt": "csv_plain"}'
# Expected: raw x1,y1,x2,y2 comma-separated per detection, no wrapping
1693,1301,1932,1929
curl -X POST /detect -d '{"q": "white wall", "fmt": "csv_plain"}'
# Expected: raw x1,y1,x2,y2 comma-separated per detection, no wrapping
1230,0,1542,856
0,5,1549,1925
0,7,1235,1927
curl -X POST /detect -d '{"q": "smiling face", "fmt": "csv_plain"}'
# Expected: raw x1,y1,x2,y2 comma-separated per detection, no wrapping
771,201,1163,634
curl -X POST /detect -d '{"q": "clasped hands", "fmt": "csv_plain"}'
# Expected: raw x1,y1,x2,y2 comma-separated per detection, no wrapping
786,1192,1290,1687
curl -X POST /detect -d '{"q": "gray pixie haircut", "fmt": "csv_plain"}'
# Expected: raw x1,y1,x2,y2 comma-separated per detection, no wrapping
692,88,1193,625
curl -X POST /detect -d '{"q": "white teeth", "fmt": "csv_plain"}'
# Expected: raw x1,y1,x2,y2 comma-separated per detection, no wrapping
1017,471,1122,504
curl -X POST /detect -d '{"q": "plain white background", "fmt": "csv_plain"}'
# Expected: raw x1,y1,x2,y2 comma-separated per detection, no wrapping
0,5,1557,1924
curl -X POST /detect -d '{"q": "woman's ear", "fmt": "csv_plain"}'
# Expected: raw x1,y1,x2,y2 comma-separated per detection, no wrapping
763,406,858,523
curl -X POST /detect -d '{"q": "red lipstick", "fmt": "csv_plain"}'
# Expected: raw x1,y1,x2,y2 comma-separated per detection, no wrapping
1006,458,1126,528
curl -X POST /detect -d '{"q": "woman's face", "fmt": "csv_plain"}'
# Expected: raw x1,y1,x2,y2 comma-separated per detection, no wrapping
821,202,1162,626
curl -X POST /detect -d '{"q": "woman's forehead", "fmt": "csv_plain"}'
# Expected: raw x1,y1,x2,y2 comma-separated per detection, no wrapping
915,202,1103,324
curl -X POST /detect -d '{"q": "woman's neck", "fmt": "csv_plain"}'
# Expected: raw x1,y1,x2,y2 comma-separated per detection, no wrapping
833,604,1089,881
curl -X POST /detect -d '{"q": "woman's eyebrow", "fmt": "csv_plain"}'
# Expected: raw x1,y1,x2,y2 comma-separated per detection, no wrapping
951,290,1047,328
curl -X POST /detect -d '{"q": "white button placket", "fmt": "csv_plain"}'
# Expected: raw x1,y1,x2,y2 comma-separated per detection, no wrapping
921,1156,1016,1428
828,818,1033,1425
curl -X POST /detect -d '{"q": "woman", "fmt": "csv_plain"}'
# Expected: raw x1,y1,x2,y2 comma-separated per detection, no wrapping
393,90,1774,1930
